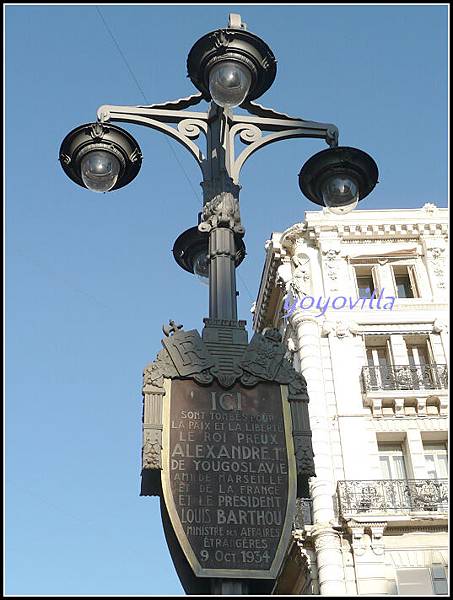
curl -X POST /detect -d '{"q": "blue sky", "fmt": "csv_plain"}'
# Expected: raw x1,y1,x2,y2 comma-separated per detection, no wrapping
5,3,448,596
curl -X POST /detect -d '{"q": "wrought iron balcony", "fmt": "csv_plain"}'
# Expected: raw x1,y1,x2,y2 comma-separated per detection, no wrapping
361,364,448,392
337,479,448,517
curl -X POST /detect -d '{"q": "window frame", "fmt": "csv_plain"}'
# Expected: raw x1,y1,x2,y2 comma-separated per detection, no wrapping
353,264,380,300
390,263,420,299
423,442,448,480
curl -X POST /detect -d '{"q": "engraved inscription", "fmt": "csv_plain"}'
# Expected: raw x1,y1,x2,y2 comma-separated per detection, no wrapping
167,380,290,573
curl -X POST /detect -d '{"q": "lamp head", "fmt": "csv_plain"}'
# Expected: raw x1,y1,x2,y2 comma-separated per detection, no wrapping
59,122,142,192
173,225,246,283
187,14,276,108
299,147,378,214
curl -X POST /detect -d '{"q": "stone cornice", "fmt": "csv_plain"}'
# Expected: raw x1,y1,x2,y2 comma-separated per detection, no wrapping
253,234,288,331
305,221,448,243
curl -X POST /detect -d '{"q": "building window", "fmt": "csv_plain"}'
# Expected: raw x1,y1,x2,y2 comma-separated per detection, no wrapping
407,342,431,368
354,266,377,299
391,265,419,298
432,565,448,595
365,339,392,389
396,568,437,595
406,340,438,389
378,443,408,480
423,443,448,480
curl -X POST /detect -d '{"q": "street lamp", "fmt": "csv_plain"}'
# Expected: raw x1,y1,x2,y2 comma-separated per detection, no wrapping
58,13,379,595
59,13,378,318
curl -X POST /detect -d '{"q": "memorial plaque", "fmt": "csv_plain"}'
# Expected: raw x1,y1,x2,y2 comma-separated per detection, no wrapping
161,378,296,579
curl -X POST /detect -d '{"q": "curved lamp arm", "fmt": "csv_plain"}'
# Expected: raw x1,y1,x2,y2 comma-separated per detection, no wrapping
97,93,209,178
95,96,339,187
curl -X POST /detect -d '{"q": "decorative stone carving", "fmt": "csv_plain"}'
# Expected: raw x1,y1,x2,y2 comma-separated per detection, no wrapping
349,524,366,556
280,223,308,252
416,397,427,416
143,348,179,393
369,523,387,555
162,328,215,377
394,398,405,417
311,525,342,552
162,319,183,337
142,427,162,470
322,248,341,288
240,328,286,381
322,320,359,338
293,433,316,477
423,202,438,213
290,255,312,298
198,189,244,235
276,260,292,294
433,319,447,334
427,246,446,289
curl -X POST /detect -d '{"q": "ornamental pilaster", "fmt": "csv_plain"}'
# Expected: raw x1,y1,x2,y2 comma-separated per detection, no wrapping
310,524,347,595
421,234,448,301
290,312,336,524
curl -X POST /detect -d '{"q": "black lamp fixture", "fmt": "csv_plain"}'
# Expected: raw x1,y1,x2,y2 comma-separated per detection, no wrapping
59,122,142,193
173,224,246,285
186,14,276,108
299,146,379,214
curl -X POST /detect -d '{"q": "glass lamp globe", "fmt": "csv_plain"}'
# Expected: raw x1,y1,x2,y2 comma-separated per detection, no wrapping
322,175,359,215
208,60,252,108
80,150,121,192
193,250,210,285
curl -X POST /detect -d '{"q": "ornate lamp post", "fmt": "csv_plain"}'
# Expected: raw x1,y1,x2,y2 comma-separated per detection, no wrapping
59,14,378,596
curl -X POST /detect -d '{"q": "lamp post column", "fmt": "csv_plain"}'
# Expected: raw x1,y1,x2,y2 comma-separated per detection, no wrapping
200,103,244,322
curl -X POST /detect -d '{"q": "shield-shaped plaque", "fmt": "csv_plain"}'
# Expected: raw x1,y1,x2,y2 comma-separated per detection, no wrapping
161,378,296,579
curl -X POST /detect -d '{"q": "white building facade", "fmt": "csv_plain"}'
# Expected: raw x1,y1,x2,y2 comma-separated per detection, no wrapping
252,204,448,595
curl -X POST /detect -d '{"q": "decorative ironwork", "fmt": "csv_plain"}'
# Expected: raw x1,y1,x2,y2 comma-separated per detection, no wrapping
337,479,448,516
361,364,448,392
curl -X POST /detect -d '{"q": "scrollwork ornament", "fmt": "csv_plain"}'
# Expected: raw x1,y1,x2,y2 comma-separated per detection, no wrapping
177,119,206,140
90,121,106,140
232,123,262,145
240,372,260,387
193,369,215,386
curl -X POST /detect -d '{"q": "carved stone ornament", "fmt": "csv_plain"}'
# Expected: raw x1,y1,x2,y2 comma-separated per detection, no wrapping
199,189,244,235
369,523,387,555
322,320,359,338
322,247,341,291
144,322,309,398
290,255,311,299
293,433,316,477
427,246,446,289
433,319,446,334
142,428,162,470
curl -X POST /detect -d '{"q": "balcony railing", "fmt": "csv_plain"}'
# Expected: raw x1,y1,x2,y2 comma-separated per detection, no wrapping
362,364,448,392
337,479,448,517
